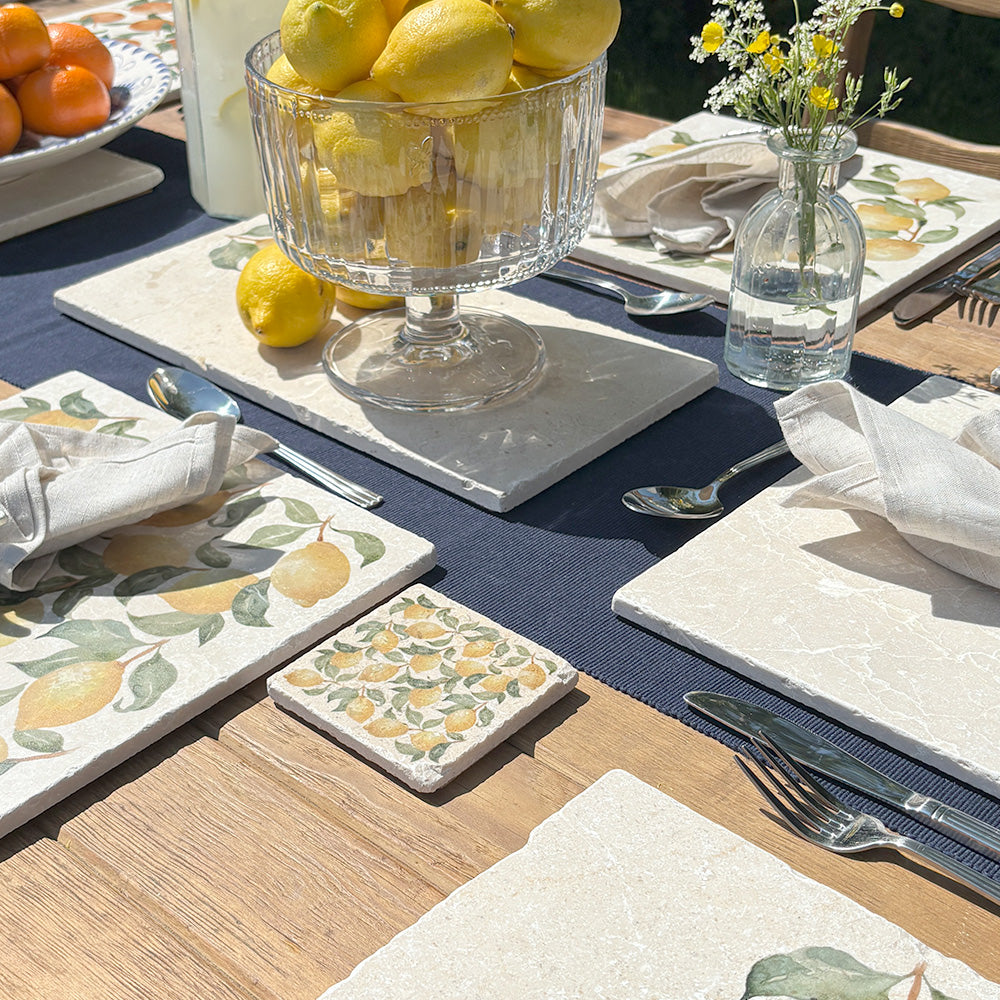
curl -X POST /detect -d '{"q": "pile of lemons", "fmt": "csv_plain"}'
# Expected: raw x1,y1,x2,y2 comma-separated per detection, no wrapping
236,0,620,348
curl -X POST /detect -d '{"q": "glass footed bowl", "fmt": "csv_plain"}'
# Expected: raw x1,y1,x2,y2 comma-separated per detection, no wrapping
245,31,606,412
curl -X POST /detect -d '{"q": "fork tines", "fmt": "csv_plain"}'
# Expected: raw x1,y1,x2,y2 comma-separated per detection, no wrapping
735,733,844,837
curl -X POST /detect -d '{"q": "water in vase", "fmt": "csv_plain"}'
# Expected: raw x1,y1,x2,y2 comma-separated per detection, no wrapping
724,265,859,391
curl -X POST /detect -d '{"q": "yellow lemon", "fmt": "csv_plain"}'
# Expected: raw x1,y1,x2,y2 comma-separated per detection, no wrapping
405,620,447,639
330,649,364,670
894,178,950,202
371,0,514,103
313,106,433,197
518,662,547,689
102,534,189,577
462,639,495,658
409,652,441,672
285,668,326,687
865,237,922,261
140,491,230,527
345,695,375,721
383,176,484,268
445,707,477,732
271,541,351,607
359,661,400,682
279,0,390,92
502,62,552,92
408,685,442,708
335,284,404,309
24,410,98,430
410,730,447,752
493,0,620,73
335,78,401,102
266,52,322,93
236,242,336,348
479,673,511,692
161,570,259,615
16,660,125,731
370,629,399,652
365,717,409,737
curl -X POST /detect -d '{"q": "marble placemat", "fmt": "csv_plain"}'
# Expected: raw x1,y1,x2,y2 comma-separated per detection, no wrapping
52,217,718,511
319,769,999,998
0,371,436,839
0,150,163,243
574,111,1000,316
614,376,1000,799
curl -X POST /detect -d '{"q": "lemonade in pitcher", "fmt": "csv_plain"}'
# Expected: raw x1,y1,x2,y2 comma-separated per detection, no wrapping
173,0,286,219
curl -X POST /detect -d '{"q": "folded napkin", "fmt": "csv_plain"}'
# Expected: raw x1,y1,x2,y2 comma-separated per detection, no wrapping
0,413,275,591
775,380,1000,589
590,134,777,254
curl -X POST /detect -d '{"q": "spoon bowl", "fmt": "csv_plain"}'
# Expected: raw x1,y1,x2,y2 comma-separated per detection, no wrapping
147,366,383,509
541,264,714,316
622,440,790,519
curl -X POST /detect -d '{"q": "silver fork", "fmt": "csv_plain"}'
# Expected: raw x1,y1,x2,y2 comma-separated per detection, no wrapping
736,734,1000,908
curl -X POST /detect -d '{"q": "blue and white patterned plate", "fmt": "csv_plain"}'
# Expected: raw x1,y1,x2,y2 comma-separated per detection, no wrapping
0,40,171,184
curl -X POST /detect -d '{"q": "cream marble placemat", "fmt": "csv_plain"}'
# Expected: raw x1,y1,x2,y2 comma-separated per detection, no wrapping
53,216,718,512
319,769,999,998
0,371,435,839
574,112,1000,316
1,150,163,242
614,376,1000,799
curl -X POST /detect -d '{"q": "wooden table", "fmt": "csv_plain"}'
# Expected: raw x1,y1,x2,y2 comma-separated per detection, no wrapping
4,7,999,996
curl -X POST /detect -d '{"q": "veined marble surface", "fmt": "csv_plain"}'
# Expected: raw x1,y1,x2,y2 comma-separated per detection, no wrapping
319,770,999,999
52,217,718,512
614,376,1000,798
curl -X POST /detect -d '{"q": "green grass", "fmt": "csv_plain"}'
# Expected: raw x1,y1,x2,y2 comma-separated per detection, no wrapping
606,1,1000,145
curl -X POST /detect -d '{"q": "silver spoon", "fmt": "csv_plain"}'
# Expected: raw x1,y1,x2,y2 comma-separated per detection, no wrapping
540,264,714,316
147,366,383,509
622,440,791,518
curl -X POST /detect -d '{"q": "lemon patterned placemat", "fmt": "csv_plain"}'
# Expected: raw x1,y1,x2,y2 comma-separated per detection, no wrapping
318,769,1000,998
269,584,577,792
0,371,436,839
53,218,718,513
573,111,1000,316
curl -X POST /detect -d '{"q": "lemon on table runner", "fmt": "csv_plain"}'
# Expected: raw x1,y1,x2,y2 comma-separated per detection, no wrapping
493,0,620,73
280,0,390,92
236,242,336,348
371,0,514,103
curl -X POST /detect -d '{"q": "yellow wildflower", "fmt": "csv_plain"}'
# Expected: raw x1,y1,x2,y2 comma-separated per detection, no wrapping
809,85,839,110
701,21,725,53
761,45,785,74
811,33,835,59
746,30,770,54
889,3,904,16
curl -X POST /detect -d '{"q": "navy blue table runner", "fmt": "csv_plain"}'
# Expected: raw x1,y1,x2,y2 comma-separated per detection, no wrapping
2,126,998,886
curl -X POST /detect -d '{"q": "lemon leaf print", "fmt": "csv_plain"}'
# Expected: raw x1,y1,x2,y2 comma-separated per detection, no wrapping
195,541,231,569
12,648,86,678
13,729,64,754
870,164,901,183
920,227,960,244
281,497,321,524
208,493,267,530
41,619,142,661
114,565,192,602
741,947,906,1000
230,579,271,628
0,395,50,421
97,419,146,440
330,528,385,567
244,524,313,548
0,683,27,707
59,390,107,421
114,650,177,713
57,546,111,579
199,614,225,646
930,196,970,219
52,585,95,619
127,610,211,638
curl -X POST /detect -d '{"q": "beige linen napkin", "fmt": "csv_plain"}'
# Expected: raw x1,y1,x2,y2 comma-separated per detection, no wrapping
774,380,1000,589
0,412,275,591
590,134,778,254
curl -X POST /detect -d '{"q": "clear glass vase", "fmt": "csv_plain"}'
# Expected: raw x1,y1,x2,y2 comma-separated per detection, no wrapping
724,129,865,391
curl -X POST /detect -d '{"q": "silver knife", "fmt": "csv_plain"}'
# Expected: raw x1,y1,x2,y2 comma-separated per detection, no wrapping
893,241,1000,327
685,690,1000,858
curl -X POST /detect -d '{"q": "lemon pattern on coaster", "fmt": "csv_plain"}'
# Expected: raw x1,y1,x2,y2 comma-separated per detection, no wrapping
280,590,562,764
0,388,389,778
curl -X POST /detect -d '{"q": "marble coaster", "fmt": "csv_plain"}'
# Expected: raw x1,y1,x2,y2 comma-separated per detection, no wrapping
0,150,163,242
0,371,436,839
268,584,577,792
52,216,718,512
319,769,999,998
614,376,1000,799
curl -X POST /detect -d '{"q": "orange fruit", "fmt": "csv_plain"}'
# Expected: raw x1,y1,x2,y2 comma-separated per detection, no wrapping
45,23,115,90
0,82,21,155
17,63,110,137
0,3,51,79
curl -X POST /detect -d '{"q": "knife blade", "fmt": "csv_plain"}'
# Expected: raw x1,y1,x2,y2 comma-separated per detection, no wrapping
685,690,1000,858
893,240,1000,327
